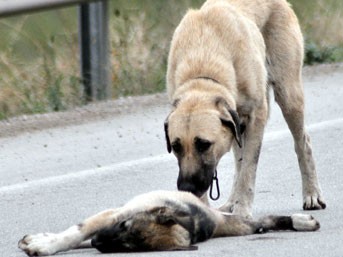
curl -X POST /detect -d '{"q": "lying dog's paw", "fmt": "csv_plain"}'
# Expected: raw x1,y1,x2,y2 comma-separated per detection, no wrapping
291,214,320,231
18,233,60,256
303,193,326,210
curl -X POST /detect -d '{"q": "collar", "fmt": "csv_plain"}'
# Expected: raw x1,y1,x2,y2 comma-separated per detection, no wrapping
194,76,221,85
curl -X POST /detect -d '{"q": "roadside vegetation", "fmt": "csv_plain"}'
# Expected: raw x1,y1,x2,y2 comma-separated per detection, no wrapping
0,0,342,119
291,0,343,65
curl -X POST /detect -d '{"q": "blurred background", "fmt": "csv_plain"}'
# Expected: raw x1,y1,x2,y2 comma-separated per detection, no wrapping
0,0,342,119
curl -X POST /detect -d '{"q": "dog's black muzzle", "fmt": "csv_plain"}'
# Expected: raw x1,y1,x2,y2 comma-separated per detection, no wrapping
177,167,214,198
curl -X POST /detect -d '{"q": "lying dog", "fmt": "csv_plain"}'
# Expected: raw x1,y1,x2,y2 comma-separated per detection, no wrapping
164,0,326,217
19,191,319,256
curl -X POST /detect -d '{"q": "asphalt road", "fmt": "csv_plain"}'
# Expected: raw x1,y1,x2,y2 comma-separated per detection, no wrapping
1,64,343,257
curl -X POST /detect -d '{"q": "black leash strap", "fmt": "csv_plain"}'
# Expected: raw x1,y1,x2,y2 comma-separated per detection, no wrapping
209,169,220,201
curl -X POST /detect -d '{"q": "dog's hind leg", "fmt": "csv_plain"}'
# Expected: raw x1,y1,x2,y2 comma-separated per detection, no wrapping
258,213,320,232
213,214,262,236
263,1,326,210
213,212,320,238
18,208,122,256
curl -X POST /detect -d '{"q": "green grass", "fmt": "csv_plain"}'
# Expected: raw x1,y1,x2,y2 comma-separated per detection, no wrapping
289,0,343,64
0,0,342,119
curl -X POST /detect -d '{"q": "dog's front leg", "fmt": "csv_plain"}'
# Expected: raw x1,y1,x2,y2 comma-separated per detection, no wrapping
220,107,267,218
18,208,122,256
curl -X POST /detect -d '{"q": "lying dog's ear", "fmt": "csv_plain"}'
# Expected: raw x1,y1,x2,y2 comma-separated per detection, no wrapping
164,117,172,153
153,206,179,226
152,206,193,231
215,97,242,147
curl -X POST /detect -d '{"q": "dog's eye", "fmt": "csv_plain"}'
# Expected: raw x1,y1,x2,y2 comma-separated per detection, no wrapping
195,138,212,153
171,140,183,154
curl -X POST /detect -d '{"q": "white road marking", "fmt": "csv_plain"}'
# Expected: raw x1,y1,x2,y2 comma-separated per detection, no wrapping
0,154,174,194
1,118,342,194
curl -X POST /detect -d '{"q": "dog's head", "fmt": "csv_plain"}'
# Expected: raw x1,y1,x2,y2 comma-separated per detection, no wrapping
164,96,242,198
91,207,196,252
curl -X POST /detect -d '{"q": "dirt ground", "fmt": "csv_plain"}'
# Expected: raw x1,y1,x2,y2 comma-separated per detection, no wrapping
0,63,342,138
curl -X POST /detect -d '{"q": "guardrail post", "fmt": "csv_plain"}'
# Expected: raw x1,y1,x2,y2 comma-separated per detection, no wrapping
79,0,110,101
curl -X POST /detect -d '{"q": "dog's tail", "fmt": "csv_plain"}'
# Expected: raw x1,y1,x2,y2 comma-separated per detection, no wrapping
257,214,320,233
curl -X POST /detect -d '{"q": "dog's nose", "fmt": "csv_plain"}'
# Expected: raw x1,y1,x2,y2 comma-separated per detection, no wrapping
177,175,204,197
178,180,197,194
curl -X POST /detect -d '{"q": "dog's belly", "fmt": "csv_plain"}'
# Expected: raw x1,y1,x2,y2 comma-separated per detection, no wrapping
124,190,203,210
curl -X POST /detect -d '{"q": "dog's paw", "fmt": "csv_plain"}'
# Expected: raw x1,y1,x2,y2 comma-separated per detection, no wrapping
219,202,252,219
291,214,320,231
303,193,326,210
18,233,60,256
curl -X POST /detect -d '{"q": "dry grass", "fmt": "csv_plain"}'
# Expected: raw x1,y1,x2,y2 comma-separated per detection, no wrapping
110,12,168,96
0,48,82,119
109,0,203,97
0,9,83,119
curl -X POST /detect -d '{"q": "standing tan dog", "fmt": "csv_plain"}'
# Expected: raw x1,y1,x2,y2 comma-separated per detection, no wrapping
164,0,326,217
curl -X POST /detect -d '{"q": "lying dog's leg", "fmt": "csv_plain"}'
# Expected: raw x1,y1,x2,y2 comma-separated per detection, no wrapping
213,212,320,237
264,1,326,210
18,208,122,256
213,214,262,236
258,213,320,232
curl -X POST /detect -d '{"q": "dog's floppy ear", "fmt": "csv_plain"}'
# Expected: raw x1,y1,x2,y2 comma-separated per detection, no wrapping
153,206,185,226
215,97,242,147
164,117,172,153
152,206,193,231
221,110,242,147
164,99,180,153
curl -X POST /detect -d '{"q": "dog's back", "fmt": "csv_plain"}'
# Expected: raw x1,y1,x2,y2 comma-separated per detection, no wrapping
167,0,302,100
202,0,300,34
166,0,268,106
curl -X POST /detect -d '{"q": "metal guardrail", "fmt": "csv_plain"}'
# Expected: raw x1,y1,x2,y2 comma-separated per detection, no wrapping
0,0,110,101
0,0,94,18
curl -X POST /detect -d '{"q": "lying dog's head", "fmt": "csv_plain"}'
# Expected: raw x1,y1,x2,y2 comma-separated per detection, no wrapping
91,207,197,252
164,96,242,198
